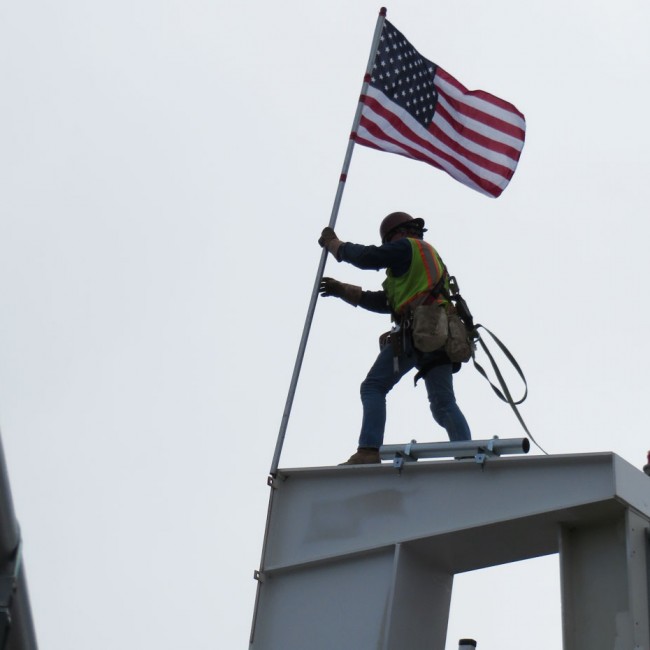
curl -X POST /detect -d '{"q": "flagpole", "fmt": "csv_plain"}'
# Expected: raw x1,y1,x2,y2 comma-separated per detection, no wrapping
269,7,387,477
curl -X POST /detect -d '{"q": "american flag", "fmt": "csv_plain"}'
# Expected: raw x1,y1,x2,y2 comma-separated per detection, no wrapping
355,20,526,198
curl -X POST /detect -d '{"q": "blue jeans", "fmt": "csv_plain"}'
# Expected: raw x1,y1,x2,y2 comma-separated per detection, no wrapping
358,337,471,449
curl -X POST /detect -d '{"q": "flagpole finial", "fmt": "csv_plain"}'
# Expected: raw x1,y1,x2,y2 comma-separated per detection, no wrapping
380,7,387,16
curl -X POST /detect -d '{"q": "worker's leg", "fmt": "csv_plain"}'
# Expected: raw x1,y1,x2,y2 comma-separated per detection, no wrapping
422,363,471,441
358,344,415,449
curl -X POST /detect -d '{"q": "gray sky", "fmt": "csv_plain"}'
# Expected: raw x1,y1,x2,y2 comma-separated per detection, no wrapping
1,1,649,648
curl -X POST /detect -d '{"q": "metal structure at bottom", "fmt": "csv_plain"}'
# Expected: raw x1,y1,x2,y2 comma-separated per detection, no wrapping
0,431,37,650
458,641,477,650
250,452,650,650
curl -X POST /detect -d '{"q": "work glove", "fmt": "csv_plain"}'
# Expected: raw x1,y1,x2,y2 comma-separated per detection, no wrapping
319,277,362,307
318,227,343,259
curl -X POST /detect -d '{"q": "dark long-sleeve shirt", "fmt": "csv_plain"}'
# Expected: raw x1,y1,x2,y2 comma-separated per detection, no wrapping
336,235,457,371
337,239,413,314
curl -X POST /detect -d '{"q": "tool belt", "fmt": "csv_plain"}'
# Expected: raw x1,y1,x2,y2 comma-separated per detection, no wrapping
381,273,476,377
405,274,476,363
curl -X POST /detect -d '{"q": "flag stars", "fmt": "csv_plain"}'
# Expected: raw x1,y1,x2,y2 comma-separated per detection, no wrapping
363,21,524,198
370,21,438,127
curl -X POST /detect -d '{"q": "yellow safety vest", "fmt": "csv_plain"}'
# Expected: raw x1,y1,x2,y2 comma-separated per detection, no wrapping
382,238,448,314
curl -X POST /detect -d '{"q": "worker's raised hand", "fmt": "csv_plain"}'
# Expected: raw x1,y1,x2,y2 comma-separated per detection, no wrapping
318,227,337,247
318,227,343,259
319,277,361,307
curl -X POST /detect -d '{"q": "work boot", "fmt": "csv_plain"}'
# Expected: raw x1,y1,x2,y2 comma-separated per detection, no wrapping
339,447,381,465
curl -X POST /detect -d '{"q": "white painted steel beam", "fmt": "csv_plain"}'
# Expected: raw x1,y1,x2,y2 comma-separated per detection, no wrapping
250,452,650,650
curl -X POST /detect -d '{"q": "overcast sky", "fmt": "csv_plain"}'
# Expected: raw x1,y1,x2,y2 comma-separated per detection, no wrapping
1,1,649,648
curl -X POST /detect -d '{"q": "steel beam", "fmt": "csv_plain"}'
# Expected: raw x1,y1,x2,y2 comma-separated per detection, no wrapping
250,452,650,650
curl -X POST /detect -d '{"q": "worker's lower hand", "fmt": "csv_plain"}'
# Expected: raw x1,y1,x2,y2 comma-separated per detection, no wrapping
318,227,343,259
319,277,362,307
319,277,344,298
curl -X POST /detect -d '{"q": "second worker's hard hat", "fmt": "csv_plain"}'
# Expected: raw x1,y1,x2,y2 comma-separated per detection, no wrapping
380,212,426,243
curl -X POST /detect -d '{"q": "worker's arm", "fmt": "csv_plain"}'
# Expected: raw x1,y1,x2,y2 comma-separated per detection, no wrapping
318,228,412,277
337,239,412,276
359,290,391,314
319,280,390,313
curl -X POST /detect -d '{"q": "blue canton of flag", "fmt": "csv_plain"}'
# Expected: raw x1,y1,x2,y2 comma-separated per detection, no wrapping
355,20,526,198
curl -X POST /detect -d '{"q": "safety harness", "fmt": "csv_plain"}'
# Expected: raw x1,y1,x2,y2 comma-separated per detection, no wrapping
412,275,548,455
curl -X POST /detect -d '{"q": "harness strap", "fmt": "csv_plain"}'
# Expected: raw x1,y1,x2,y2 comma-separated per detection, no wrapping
472,324,527,405
472,324,548,455
413,361,435,386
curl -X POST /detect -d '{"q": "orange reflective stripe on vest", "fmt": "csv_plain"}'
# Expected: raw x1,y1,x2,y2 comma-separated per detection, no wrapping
382,238,448,314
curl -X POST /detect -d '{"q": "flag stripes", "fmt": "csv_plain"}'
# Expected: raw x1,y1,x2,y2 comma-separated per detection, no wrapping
354,20,526,197
356,87,506,197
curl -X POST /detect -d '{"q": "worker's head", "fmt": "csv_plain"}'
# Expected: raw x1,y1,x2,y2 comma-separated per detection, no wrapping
380,212,427,243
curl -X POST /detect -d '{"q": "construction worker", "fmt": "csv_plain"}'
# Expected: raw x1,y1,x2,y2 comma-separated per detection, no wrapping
318,212,472,465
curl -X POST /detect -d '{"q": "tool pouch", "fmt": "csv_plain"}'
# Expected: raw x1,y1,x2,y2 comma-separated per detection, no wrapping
412,303,448,353
445,311,475,362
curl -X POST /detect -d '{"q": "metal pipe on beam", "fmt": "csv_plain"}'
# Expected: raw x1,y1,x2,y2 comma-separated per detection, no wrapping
379,437,530,463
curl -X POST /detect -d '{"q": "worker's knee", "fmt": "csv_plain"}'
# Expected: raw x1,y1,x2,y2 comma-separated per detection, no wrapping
429,393,456,424
360,375,390,399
